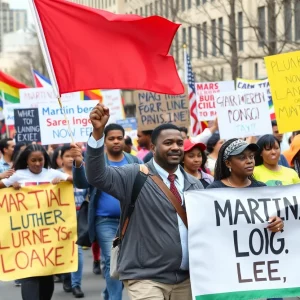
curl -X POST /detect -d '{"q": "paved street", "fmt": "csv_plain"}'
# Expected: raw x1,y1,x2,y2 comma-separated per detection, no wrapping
0,248,129,300
0,250,299,300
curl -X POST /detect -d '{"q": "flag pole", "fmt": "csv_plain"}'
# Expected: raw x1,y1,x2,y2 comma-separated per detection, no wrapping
28,0,75,143
183,44,192,136
1,90,9,138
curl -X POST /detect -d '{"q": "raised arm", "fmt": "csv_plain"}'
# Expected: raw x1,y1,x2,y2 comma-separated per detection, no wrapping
85,104,139,204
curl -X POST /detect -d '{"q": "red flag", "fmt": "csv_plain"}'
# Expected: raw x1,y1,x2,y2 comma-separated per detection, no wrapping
32,0,184,95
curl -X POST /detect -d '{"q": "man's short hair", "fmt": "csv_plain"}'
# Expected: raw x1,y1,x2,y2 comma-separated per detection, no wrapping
151,124,180,145
271,120,277,127
0,138,13,155
178,127,188,135
104,123,125,138
124,136,132,146
141,130,153,136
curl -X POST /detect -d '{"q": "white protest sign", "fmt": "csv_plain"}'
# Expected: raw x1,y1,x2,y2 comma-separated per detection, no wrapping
236,78,275,120
3,104,30,126
20,88,80,107
102,90,124,124
38,101,98,145
215,89,272,139
185,185,300,300
195,81,235,121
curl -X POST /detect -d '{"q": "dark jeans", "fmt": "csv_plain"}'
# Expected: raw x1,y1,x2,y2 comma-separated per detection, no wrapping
21,275,54,300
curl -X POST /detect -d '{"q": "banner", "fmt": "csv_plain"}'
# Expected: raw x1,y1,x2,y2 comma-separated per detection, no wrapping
236,78,275,120
116,118,137,131
195,81,235,121
265,51,300,133
14,108,41,143
134,87,190,131
215,89,272,139
185,185,300,300
38,101,98,145
20,88,80,107
0,182,78,281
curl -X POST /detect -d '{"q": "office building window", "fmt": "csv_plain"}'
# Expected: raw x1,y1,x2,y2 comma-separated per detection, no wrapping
155,1,158,14
238,12,243,50
284,0,292,41
220,68,224,80
182,27,187,46
182,0,186,11
218,17,224,55
140,7,143,15
188,0,192,9
212,19,217,56
197,24,201,58
150,3,153,15
295,0,300,40
175,34,179,63
255,63,259,79
196,0,201,5
188,26,193,58
239,65,243,78
258,6,266,47
145,5,148,16
203,22,208,57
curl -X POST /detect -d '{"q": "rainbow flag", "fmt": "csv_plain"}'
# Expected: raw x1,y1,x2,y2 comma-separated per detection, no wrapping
0,71,28,104
81,89,103,102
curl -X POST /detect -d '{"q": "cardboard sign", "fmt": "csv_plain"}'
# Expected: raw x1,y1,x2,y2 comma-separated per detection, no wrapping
0,183,78,281
14,108,41,143
215,89,272,139
265,51,300,133
236,78,275,120
185,185,300,300
195,81,235,121
135,87,190,131
19,88,80,107
38,101,98,145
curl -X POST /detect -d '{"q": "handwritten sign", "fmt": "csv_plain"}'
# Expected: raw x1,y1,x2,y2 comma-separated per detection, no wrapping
195,81,235,121
20,88,80,107
236,78,275,120
214,89,272,139
134,87,190,131
102,90,125,124
3,104,30,126
0,183,78,281
265,51,300,133
14,108,41,143
38,101,98,145
185,185,300,300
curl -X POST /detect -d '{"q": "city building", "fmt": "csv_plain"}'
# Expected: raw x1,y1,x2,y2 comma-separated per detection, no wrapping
69,0,300,115
0,0,28,51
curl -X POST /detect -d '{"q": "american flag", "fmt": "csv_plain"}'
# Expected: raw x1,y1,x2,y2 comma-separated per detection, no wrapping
185,53,207,136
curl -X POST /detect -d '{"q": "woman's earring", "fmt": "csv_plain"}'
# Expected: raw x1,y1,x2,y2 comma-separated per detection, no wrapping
229,168,231,172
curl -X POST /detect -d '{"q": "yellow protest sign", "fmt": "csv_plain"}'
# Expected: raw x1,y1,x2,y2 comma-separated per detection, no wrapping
265,51,300,133
0,182,78,281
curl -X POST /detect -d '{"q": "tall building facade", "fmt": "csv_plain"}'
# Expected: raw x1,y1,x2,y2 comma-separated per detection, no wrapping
69,0,300,114
0,0,28,51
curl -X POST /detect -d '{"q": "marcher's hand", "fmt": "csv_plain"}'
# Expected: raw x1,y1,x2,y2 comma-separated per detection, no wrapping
246,136,257,144
209,118,218,133
52,178,62,185
0,169,15,179
90,104,110,140
12,182,21,190
267,216,284,233
70,144,83,167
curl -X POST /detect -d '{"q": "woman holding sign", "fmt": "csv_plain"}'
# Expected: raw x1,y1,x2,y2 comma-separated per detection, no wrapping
0,144,72,300
207,139,284,232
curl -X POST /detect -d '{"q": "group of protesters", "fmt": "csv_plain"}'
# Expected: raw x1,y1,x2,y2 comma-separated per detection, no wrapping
1,102,300,300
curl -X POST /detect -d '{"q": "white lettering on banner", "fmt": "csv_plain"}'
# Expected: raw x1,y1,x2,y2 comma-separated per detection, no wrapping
38,101,98,145
194,81,235,121
185,185,300,300
214,89,272,139
19,88,80,107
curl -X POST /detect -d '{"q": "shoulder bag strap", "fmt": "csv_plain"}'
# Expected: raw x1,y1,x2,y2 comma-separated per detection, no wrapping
120,165,149,239
151,175,188,228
